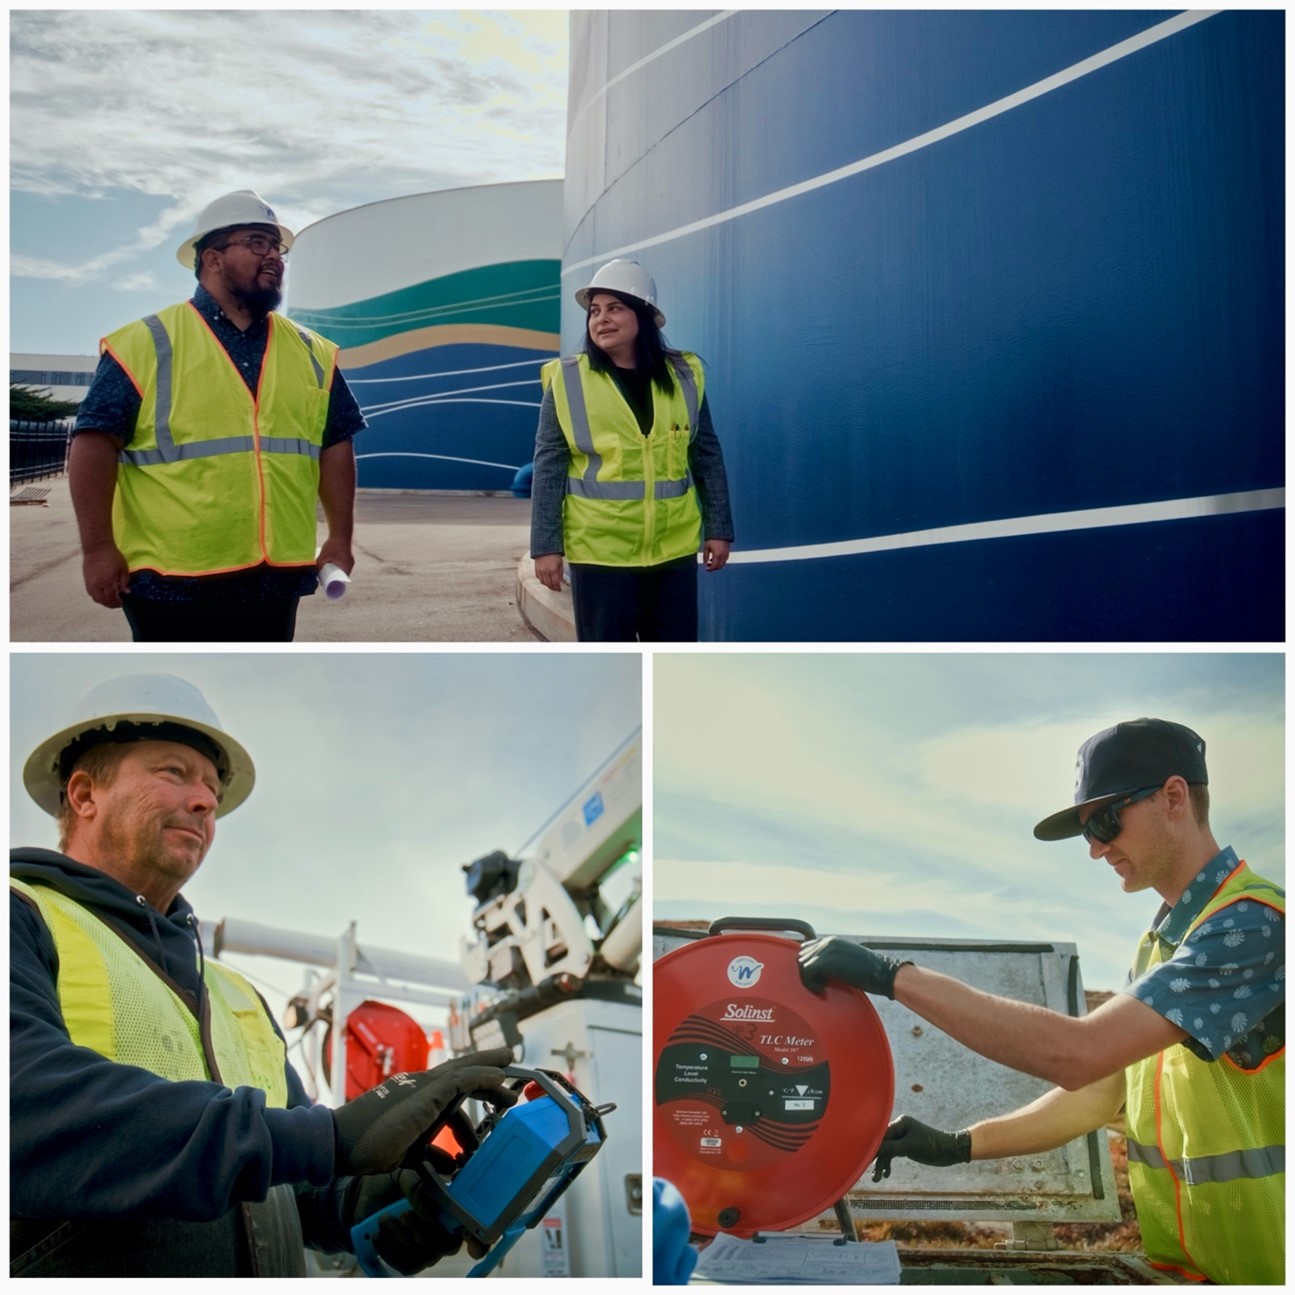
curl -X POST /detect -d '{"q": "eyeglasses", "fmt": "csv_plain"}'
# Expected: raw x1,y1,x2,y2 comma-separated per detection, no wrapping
1081,786,1160,845
216,234,288,259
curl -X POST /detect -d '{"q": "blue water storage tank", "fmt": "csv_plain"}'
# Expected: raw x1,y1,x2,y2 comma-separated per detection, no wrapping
288,181,561,493
563,11,1283,640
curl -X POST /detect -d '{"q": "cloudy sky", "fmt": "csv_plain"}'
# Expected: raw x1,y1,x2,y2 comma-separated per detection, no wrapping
10,9,568,355
653,652,1285,993
11,650,640,1091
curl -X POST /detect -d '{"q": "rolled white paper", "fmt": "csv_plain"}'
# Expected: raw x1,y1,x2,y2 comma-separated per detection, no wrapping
318,562,350,600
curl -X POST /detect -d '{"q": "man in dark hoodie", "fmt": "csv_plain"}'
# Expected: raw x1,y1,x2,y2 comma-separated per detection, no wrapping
11,673,517,1277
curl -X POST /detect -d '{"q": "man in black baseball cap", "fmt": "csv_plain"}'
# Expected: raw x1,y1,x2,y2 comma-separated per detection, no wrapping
797,718,1284,1284
1032,718,1209,842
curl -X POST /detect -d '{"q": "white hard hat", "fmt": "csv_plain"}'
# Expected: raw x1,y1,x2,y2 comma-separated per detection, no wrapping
23,674,255,819
176,189,295,268
575,259,666,327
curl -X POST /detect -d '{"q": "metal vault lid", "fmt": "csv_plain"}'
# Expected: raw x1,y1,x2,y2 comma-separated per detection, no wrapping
653,925,1121,1230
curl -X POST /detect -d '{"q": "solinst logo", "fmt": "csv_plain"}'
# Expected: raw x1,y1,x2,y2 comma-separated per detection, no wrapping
721,1003,775,1021
727,955,764,988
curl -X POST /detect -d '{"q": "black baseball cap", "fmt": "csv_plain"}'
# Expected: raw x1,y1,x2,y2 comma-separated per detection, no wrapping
1033,718,1208,842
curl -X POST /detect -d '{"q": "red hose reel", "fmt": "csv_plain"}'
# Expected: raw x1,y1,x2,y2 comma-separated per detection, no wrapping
654,918,894,1237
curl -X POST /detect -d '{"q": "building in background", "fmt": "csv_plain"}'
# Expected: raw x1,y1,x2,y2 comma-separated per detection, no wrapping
287,180,561,493
10,353,96,406
563,11,1283,641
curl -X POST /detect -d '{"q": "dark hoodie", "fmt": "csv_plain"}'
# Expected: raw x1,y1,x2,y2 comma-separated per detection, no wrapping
10,848,370,1276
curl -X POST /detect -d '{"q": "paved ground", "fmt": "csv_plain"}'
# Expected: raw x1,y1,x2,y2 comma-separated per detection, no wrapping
9,476,576,643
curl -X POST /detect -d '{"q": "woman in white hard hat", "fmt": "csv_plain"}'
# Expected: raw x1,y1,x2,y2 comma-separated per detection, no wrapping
529,259,734,641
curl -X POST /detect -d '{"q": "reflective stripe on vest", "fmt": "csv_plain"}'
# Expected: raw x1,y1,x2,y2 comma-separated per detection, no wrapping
118,314,327,467
104,303,335,575
11,879,288,1106
543,351,704,566
1126,1139,1284,1184
1124,862,1285,1284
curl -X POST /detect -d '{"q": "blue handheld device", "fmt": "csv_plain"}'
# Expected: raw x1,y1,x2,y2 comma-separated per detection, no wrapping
351,1065,613,1278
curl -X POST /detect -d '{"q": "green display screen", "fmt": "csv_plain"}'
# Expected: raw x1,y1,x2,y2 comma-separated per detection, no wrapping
730,1055,760,1069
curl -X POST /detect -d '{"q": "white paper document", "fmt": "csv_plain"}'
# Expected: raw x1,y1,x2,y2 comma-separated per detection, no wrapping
692,1233,902,1284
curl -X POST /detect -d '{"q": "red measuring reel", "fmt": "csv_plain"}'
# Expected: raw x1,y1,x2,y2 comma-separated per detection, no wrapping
654,918,894,1237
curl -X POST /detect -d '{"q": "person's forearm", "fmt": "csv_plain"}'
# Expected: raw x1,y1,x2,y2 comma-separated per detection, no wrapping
893,964,1092,1089
68,431,123,552
969,1071,1125,1159
529,393,569,556
688,402,734,541
318,441,356,549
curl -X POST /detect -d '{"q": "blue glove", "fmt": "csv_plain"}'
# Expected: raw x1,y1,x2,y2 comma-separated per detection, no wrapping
653,1179,698,1285
348,1107,486,1275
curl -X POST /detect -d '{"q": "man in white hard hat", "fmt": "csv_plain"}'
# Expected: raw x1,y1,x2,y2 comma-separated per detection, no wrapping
11,674,517,1277
69,190,365,642
530,258,734,641
797,719,1284,1285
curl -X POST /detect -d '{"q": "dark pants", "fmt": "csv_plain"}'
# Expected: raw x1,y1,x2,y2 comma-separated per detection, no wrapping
568,556,698,642
121,593,301,643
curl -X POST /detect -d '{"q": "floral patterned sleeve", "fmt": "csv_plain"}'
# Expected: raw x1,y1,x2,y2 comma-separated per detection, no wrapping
1124,901,1285,1068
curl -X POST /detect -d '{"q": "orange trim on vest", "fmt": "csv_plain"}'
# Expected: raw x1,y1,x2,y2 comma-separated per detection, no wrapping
1203,859,1248,908
1153,1050,1206,1280
100,338,144,399
1195,874,1285,1076
1147,1259,1209,1283
1222,1045,1284,1075
186,301,262,395
253,320,272,561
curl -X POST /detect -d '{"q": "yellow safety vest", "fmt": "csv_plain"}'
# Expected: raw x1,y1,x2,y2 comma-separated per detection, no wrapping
12,879,288,1104
1124,861,1284,1284
543,352,704,566
102,302,336,577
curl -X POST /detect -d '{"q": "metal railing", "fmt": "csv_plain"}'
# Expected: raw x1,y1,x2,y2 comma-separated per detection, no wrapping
10,419,72,485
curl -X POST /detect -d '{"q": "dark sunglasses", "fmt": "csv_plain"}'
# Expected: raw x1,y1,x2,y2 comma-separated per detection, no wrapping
1081,786,1160,845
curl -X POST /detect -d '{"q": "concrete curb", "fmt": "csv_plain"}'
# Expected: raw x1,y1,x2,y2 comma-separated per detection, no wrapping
516,555,576,642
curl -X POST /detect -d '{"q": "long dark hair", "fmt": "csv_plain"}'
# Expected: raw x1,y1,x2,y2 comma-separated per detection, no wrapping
582,291,683,396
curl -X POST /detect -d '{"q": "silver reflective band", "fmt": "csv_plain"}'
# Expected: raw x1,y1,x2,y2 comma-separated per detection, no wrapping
1127,1138,1284,1184
122,436,322,467
668,354,699,431
561,355,603,481
121,314,323,467
568,478,644,500
562,354,699,461
143,314,177,460
656,473,694,499
296,329,327,388
566,475,693,501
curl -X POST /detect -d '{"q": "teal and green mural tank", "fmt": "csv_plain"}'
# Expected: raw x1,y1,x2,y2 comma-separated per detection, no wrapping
564,13,1283,641
288,181,560,492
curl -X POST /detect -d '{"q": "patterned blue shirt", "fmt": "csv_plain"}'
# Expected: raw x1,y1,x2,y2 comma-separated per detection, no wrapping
1122,847,1285,1068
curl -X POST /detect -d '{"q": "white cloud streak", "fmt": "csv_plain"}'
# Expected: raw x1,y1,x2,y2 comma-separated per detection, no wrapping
652,653,1284,990
10,9,568,284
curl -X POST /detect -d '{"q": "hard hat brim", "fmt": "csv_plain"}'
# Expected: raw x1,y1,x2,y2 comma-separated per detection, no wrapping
176,221,296,269
24,713,256,819
575,285,666,329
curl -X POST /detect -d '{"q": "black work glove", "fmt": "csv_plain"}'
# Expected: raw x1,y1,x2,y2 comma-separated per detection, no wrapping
332,1048,518,1177
344,1107,487,1274
798,936,912,999
870,1115,972,1182
349,1170,486,1274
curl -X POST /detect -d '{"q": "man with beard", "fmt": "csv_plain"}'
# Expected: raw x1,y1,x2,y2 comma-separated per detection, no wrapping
69,190,363,642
